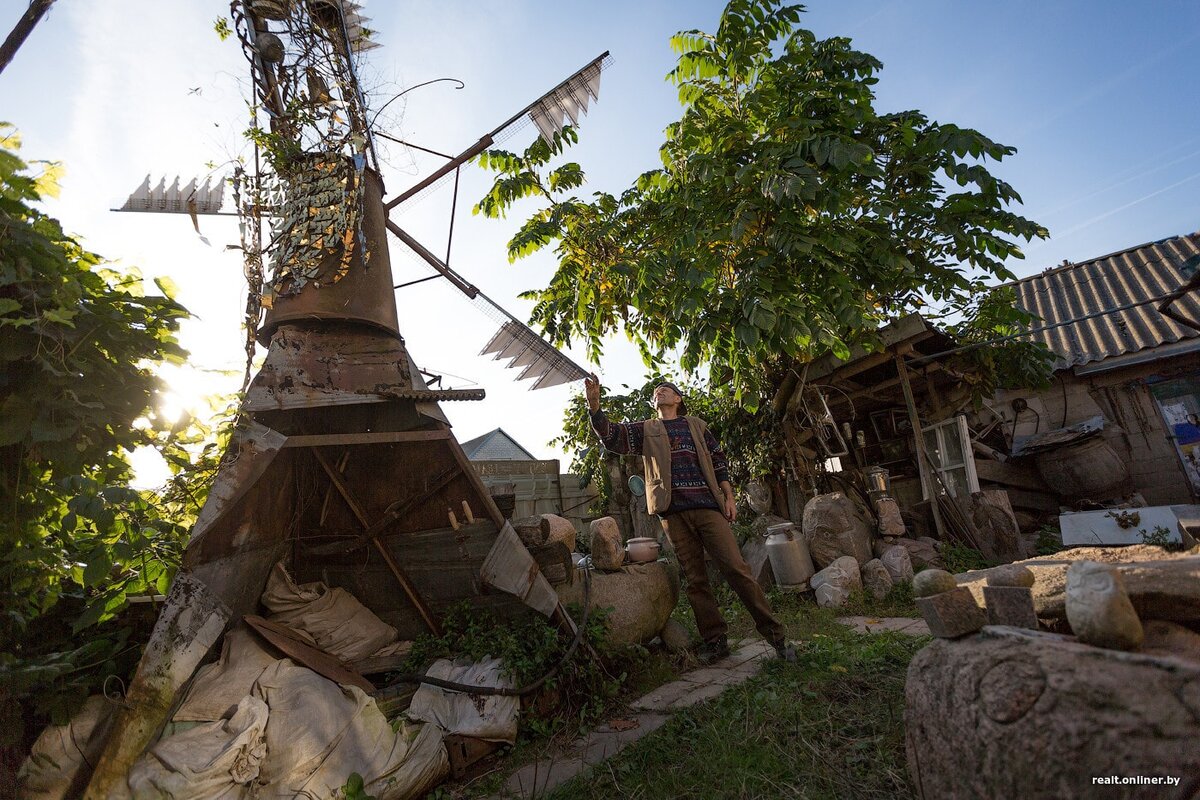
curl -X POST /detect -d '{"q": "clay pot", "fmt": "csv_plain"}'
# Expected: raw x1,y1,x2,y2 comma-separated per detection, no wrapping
625,537,661,563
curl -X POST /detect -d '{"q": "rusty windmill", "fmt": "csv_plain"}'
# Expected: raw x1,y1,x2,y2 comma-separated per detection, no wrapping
87,1,609,792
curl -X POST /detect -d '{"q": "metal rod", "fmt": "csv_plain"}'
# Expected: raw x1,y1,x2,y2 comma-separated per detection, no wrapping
393,274,444,290
386,220,479,298
374,131,455,160
446,166,461,265
384,135,493,210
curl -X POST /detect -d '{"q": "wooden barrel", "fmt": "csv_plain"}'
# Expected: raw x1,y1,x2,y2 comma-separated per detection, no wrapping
1033,436,1128,501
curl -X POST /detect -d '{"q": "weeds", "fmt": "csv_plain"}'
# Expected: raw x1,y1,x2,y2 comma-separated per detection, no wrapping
939,542,991,574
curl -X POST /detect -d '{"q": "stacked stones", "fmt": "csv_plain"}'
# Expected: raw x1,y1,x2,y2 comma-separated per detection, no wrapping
913,569,986,638
982,565,1038,629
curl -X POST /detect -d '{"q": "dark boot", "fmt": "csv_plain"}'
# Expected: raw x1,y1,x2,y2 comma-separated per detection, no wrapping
694,635,731,665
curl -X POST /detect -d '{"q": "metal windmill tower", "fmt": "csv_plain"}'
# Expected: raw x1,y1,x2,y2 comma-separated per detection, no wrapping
86,2,610,792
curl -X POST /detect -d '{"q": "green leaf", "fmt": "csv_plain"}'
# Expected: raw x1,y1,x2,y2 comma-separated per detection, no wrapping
41,307,77,326
82,549,112,587
153,275,180,299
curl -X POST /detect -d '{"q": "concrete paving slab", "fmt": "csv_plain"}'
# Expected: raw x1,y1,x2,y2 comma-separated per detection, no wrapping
668,681,727,709
631,679,698,711
578,713,669,765
503,755,585,798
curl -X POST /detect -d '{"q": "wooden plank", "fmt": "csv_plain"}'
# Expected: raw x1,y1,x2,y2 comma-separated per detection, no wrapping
313,449,442,636
244,614,375,692
896,352,946,540
974,458,1046,492
283,429,452,448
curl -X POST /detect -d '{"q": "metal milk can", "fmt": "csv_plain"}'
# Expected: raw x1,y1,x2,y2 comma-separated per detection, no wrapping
765,522,815,586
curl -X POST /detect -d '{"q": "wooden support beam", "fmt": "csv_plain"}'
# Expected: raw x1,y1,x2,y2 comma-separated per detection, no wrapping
895,352,947,541
283,429,452,448
313,449,442,636
826,361,946,408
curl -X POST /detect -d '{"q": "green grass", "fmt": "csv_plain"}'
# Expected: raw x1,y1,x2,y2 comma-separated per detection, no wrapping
438,592,925,800
542,622,923,799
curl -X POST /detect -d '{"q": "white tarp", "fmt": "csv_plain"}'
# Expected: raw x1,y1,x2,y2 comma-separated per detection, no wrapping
407,657,520,744
260,562,402,662
252,660,448,799
18,695,115,800
173,629,279,722
124,696,268,800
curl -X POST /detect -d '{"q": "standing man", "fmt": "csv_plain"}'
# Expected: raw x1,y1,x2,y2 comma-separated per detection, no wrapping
584,374,795,664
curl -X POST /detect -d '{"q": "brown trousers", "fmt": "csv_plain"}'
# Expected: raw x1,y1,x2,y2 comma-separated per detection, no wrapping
662,508,784,644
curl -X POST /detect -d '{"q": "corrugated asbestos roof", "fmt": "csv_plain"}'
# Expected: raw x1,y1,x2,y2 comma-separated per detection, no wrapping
1011,232,1200,368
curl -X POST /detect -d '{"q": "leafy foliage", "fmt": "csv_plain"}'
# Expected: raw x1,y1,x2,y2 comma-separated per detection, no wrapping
475,0,1048,408
551,374,784,510
0,126,225,744
396,600,626,738
945,285,1056,406
938,542,991,574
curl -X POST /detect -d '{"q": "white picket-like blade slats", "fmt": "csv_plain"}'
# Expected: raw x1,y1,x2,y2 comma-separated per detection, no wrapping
526,53,610,144
117,174,227,214
477,318,587,390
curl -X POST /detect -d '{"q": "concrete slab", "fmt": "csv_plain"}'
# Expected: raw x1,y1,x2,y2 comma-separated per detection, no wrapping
503,755,585,798
680,667,738,685
631,679,698,712
578,713,669,765
668,681,727,709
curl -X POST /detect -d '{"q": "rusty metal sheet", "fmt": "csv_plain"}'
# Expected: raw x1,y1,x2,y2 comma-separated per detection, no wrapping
244,614,375,693
260,168,400,342
188,420,287,548
244,324,412,411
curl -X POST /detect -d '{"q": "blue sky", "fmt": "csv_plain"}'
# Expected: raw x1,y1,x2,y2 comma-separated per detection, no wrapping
3,1,1198,476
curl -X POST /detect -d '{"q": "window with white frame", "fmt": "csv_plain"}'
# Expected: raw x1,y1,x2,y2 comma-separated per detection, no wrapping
922,415,979,499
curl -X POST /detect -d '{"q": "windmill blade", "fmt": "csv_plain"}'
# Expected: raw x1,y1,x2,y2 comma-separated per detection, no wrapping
480,316,588,390
383,51,613,212
388,223,589,390
115,174,230,215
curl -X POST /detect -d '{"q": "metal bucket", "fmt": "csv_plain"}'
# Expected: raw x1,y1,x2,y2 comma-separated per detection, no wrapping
765,522,815,587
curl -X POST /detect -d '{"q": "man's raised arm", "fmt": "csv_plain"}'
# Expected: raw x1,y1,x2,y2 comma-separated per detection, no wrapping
585,372,644,455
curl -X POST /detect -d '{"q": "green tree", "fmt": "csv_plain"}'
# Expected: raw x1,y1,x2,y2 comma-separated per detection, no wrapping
0,126,217,746
475,0,1049,408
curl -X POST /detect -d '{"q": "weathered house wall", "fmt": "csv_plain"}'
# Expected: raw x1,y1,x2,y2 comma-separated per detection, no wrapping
994,351,1198,505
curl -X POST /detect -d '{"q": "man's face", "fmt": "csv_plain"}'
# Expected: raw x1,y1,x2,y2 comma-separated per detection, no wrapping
652,385,682,410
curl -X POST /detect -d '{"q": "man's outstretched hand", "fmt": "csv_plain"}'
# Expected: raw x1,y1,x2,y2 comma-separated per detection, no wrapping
584,372,601,413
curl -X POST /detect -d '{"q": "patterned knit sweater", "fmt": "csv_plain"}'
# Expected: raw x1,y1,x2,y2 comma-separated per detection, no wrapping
590,411,730,514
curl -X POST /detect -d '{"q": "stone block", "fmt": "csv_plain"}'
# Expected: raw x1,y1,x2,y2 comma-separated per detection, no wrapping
983,585,1038,629
588,516,624,570
915,587,986,639
905,627,1200,799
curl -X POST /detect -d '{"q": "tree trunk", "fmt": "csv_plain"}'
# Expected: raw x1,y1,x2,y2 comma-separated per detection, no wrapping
0,0,56,76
